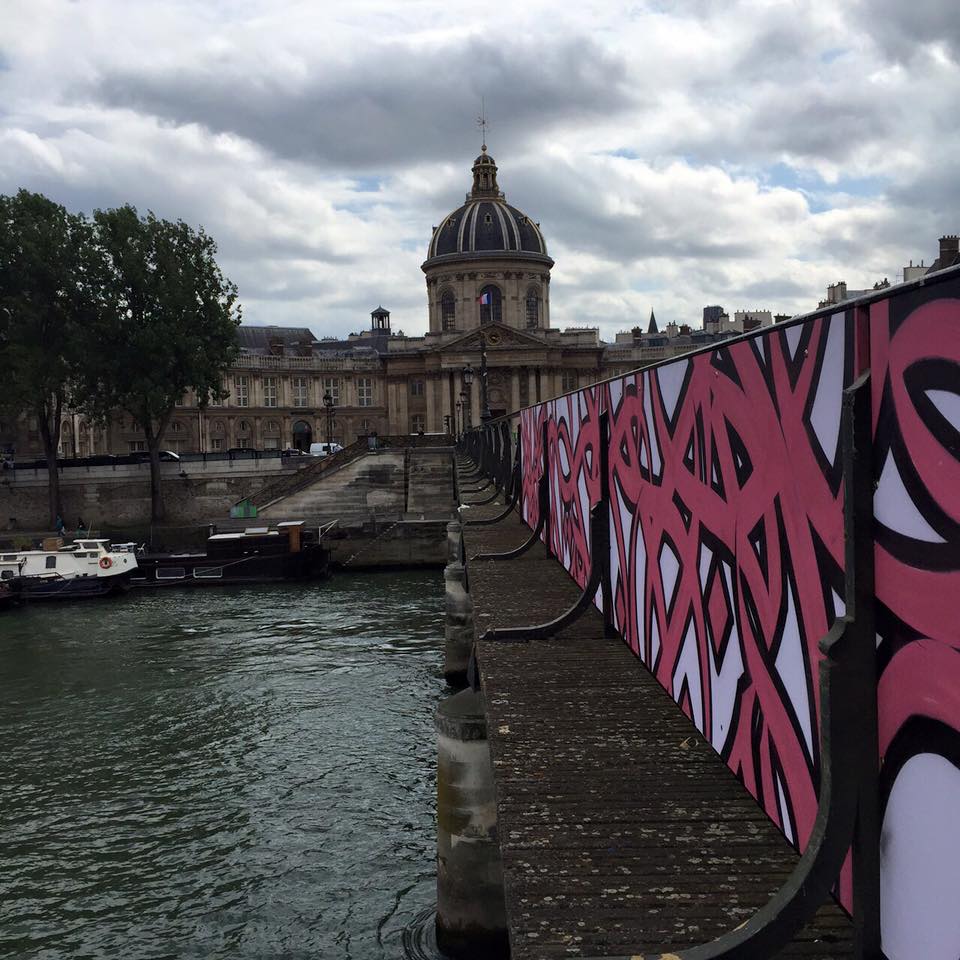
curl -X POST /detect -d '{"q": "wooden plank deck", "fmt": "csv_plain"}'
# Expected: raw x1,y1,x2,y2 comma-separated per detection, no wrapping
461,488,853,959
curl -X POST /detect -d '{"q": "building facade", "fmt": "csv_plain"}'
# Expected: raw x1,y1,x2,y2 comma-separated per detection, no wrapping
0,148,773,460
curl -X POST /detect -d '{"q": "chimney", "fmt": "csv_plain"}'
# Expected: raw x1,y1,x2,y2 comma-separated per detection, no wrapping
939,235,959,261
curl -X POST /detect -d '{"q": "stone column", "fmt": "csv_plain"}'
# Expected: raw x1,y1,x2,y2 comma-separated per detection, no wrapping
435,688,509,959
471,379,481,427
397,379,410,434
528,368,538,404
425,375,438,433
441,372,453,435
510,369,521,413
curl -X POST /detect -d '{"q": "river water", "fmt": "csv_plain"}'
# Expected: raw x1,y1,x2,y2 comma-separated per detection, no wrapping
0,572,445,959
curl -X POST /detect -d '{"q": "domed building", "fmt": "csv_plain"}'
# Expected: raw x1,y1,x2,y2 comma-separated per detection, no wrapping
6,148,653,463
422,147,554,334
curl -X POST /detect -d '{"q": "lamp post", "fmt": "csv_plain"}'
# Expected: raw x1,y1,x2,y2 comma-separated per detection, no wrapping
455,400,462,438
322,390,335,448
461,363,474,432
478,333,491,422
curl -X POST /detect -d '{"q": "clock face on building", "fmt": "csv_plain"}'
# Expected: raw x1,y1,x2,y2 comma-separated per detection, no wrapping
488,331,502,345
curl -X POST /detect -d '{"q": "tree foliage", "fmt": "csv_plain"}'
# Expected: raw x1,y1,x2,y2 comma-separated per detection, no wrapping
80,206,240,521
0,190,105,524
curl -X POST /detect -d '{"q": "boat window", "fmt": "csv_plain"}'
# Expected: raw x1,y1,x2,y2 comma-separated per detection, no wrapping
45,556,56,569
156,567,186,580
1,555,17,561
194,567,223,579
1,570,12,580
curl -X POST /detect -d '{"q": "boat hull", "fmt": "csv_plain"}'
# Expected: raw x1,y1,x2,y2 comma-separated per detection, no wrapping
10,572,132,600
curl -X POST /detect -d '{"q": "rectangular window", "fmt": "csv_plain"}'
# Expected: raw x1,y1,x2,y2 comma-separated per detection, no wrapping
263,377,278,408
157,567,186,580
411,414,426,433
322,377,341,405
358,378,373,407
410,379,425,397
292,377,309,408
561,371,577,393
212,438,223,451
194,566,223,579
234,376,249,407
128,440,146,453
263,438,280,450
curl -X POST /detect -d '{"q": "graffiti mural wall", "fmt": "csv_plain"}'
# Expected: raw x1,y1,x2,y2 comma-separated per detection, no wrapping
510,269,960,954
870,277,960,959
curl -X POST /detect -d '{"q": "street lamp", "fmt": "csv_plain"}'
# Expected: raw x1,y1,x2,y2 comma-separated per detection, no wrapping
322,390,335,448
478,333,491,422
461,363,475,433
455,400,462,437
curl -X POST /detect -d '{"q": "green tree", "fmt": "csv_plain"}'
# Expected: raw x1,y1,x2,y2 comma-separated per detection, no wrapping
0,190,104,526
82,206,240,522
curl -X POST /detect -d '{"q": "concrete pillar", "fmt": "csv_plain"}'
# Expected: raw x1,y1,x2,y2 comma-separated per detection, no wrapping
435,688,508,959
444,560,472,688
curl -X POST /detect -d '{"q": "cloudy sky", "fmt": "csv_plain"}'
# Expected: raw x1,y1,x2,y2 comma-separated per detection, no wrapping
1,0,957,341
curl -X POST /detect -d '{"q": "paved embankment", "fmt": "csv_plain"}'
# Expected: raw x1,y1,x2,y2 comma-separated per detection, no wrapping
461,493,853,959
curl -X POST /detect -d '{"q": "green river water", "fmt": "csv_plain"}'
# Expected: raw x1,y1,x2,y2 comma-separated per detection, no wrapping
0,572,446,959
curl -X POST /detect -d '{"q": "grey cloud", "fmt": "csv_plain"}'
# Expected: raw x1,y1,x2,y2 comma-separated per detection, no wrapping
857,0,960,62
87,36,635,169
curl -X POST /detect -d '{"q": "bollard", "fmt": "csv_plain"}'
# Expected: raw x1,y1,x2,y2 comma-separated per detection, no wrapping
446,519,463,565
435,688,509,959
444,561,473,688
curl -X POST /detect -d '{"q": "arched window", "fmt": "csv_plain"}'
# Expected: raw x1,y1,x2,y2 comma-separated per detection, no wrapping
525,287,540,328
213,420,225,434
266,420,280,433
238,419,249,434
479,285,502,325
171,420,184,433
441,290,456,331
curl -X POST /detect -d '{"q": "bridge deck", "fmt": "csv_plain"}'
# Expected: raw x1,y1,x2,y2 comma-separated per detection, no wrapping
462,492,853,959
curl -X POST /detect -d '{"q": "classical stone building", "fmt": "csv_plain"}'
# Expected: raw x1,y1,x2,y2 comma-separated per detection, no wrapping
1,147,736,460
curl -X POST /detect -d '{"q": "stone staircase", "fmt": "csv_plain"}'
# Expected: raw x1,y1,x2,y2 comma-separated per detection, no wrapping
406,450,456,518
258,451,406,521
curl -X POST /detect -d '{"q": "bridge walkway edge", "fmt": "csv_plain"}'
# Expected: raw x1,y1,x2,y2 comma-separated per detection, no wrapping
462,497,854,960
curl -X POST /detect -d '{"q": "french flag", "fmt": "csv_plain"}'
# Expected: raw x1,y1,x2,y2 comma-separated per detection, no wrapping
477,292,491,305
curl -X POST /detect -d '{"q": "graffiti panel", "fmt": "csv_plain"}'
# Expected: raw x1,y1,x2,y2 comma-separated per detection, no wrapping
606,313,852,870
544,387,603,588
870,277,960,959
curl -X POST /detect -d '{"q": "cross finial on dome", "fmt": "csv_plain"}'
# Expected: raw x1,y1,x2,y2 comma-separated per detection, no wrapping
477,97,489,152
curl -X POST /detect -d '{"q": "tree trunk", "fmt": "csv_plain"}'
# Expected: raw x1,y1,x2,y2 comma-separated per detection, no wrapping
146,433,166,523
37,399,62,528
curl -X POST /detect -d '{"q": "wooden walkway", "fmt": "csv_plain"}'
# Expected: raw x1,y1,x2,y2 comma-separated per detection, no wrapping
461,491,853,959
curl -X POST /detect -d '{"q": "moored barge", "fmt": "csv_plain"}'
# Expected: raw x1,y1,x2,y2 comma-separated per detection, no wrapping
126,521,331,588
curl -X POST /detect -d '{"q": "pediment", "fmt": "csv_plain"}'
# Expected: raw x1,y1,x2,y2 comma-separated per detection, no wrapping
435,323,546,354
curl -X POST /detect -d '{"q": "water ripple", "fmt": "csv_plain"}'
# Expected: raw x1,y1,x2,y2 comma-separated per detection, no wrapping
0,571,445,959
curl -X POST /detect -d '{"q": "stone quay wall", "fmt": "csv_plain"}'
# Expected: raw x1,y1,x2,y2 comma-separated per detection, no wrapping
0,461,289,528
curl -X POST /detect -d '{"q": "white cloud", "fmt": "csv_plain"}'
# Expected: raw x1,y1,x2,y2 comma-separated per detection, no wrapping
0,0,957,340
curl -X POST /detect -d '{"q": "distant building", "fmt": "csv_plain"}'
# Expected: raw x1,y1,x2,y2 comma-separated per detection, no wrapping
818,234,959,309
733,310,773,332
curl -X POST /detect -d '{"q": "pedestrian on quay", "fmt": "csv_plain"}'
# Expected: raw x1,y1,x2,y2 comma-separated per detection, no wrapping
55,514,66,537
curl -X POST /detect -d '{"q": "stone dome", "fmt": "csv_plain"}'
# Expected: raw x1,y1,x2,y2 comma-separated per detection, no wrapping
423,148,552,267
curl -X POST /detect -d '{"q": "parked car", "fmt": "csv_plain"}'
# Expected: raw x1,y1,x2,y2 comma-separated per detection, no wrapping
128,450,181,464
309,442,344,458
281,447,309,457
